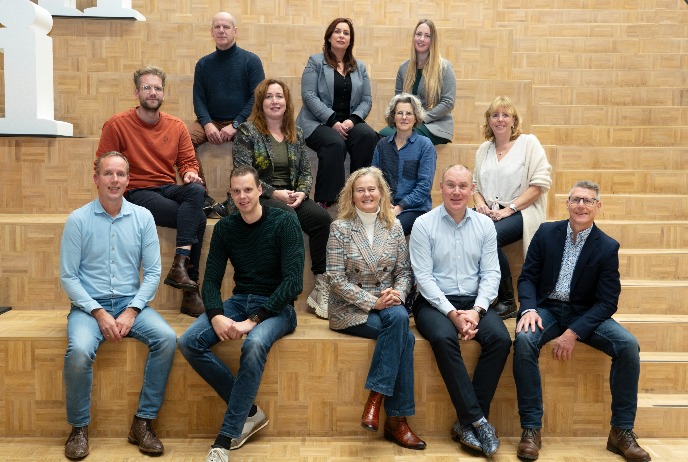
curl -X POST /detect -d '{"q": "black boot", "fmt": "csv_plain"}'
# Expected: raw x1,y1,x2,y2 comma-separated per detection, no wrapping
492,275,517,319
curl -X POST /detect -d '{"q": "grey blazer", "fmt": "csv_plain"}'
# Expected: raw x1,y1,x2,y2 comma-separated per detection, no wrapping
296,53,373,139
395,58,456,141
326,216,412,331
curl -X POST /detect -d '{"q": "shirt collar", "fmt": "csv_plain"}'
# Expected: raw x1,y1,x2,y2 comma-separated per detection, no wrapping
566,221,593,243
439,203,474,226
94,197,132,219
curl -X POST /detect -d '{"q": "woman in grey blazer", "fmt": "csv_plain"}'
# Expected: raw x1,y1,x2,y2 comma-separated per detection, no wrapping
296,18,379,207
326,167,425,450
379,19,456,145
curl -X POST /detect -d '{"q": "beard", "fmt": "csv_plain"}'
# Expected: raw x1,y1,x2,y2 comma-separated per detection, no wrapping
139,96,163,111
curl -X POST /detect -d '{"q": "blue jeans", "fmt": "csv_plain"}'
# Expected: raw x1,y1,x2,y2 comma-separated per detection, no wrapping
63,298,177,427
177,294,297,438
513,300,640,429
337,305,415,416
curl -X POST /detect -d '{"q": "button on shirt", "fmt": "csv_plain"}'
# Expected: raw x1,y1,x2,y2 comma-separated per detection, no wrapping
60,198,161,313
410,205,500,316
549,222,593,301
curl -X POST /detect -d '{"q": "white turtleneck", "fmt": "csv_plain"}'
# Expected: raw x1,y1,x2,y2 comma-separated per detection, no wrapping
355,206,379,245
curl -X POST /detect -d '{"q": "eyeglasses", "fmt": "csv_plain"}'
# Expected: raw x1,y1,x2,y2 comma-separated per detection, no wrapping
395,111,415,118
414,32,432,40
568,196,599,206
140,85,164,93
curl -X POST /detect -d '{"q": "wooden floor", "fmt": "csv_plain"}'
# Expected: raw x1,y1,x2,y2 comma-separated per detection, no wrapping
2,436,686,462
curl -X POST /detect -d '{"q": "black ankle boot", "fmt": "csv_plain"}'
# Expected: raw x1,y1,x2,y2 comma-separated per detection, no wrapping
492,275,517,319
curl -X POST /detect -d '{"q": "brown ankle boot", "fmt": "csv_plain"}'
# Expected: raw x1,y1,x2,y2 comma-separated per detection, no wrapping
517,428,541,460
361,390,384,431
164,254,198,290
384,416,426,450
65,425,89,460
181,287,204,317
607,426,651,462
128,417,164,454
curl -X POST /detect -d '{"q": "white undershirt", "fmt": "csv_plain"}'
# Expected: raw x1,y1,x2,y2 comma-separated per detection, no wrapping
355,207,379,245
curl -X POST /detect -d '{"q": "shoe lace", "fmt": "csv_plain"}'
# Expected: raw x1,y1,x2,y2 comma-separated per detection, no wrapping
617,428,639,445
207,447,228,462
522,428,538,439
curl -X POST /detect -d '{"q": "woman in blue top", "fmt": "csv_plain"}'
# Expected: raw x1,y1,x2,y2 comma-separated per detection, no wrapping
373,94,437,235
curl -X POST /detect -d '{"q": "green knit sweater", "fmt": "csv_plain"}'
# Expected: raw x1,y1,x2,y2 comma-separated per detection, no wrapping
202,206,305,320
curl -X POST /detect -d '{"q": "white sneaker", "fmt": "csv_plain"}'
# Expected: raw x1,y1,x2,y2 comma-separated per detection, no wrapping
206,446,229,462
230,405,269,450
307,274,329,319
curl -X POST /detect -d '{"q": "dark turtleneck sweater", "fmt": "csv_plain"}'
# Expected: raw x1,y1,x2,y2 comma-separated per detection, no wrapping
192,43,265,127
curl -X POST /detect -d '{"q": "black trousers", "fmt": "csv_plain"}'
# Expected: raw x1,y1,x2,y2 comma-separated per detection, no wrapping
259,197,332,274
125,183,207,281
414,295,512,426
305,122,379,203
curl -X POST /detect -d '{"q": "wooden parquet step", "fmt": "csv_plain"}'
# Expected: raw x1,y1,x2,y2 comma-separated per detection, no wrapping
533,85,686,107
553,146,688,171
513,53,685,72
552,171,688,194
620,280,688,315
617,250,688,281
516,69,682,87
640,352,688,394
533,125,688,148
508,21,688,39
596,221,688,250
536,106,688,127
1,312,686,439
549,194,688,221
616,315,688,352
513,36,688,54
496,7,678,25
2,435,686,462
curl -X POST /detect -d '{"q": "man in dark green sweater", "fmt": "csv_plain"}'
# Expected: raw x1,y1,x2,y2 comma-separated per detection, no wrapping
178,166,304,462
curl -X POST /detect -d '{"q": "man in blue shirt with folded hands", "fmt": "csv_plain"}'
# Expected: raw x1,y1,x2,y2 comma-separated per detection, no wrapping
61,151,176,460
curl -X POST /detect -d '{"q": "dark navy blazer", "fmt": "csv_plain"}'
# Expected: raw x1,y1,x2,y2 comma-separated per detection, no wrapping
517,220,621,340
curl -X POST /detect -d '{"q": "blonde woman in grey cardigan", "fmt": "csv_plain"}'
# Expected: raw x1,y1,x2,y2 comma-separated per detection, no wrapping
379,19,456,145
473,96,552,319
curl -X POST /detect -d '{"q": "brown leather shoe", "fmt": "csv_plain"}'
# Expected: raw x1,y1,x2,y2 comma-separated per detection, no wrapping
517,428,541,460
164,254,198,291
128,417,164,455
383,416,427,450
181,287,204,317
65,426,89,460
361,390,384,431
607,426,651,462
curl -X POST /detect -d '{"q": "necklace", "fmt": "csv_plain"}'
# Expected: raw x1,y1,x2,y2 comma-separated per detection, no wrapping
496,140,511,157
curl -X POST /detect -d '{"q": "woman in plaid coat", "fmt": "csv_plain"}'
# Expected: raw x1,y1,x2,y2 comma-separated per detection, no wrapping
326,167,425,450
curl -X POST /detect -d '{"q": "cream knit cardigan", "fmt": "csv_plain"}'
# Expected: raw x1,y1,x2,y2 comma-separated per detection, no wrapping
474,133,552,256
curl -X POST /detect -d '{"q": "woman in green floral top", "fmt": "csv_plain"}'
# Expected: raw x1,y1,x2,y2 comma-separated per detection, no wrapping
232,78,333,319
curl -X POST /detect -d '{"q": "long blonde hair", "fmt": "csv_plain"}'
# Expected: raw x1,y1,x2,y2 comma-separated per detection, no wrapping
336,167,396,229
402,19,443,109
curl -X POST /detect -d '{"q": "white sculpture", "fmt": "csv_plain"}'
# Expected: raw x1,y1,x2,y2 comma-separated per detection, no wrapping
39,0,145,20
0,0,73,136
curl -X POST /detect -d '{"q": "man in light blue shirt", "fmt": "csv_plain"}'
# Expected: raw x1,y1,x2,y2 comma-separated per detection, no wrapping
410,164,511,457
61,152,176,460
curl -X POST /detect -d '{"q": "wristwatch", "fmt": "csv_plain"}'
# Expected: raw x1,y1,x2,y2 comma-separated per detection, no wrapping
249,313,261,324
509,202,518,213
473,306,486,319
232,120,240,129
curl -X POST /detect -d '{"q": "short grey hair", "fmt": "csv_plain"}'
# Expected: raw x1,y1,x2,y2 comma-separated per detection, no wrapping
569,180,600,200
384,93,425,128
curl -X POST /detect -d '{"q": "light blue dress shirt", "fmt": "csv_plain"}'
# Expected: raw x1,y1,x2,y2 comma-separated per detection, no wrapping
410,204,500,316
60,198,161,313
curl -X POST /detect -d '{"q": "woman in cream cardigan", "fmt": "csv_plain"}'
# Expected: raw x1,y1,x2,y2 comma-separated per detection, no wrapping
473,96,552,319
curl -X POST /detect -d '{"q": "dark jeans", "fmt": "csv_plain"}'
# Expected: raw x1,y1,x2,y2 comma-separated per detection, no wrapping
259,197,332,274
126,183,207,281
337,305,416,416
414,295,512,426
513,300,640,429
306,123,379,203
396,210,426,236
494,210,523,280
